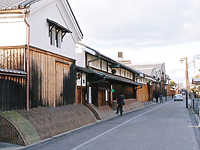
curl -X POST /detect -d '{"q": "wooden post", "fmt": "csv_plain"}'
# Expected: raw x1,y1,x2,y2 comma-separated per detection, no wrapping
110,85,113,102
24,12,30,111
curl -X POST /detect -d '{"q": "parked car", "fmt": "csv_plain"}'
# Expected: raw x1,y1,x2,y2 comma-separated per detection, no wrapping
174,94,183,101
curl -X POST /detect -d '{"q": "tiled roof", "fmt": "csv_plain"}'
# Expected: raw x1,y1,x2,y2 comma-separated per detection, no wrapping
127,65,156,78
0,0,40,11
129,63,164,70
128,63,165,74
135,68,153,75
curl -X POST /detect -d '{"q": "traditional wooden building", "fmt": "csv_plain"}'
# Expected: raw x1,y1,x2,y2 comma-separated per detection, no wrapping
128,63,171,102
0,0,83,111
135,73,157,102
76,43,142,107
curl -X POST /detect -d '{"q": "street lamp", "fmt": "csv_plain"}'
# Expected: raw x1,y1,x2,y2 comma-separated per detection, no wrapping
180,57,189,108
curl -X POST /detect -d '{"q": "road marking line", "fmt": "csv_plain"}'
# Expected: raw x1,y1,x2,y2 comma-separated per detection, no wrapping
71,101,171,150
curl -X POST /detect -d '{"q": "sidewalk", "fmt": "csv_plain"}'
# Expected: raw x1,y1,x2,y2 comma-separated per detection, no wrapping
188,98,200,126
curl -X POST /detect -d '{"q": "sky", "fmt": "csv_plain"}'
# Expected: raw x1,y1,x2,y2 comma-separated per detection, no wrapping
68,0,200,85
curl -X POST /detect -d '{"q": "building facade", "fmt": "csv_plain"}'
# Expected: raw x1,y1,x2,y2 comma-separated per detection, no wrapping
128,63,170,102
0,0,83,111
76,43,142,107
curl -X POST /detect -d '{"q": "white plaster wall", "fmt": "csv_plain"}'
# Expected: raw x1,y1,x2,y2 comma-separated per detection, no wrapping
76,53,85,67
28,0,82,59
77,72,82,86
82,73,86,86
0,15,26,46
77,72,86,86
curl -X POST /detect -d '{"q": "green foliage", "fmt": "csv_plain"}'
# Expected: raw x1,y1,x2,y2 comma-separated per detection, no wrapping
170,81,176,86
195,74,200,78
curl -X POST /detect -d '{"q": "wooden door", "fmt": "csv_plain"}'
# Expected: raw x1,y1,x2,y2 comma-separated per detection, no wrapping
76,87,81,104
55,62,70,106
56,63,63,106
98,90,106,106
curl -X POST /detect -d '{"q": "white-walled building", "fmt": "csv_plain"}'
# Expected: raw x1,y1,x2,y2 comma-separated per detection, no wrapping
0,0,82,59
75,42,142,106
0,0,83,111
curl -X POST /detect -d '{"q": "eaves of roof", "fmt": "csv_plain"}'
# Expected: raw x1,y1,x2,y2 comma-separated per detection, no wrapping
66,1,83,37
77,42,142,75
143,74,157,82
76,66,141,86
76,66,94,74
0,68,27,77
104,73,141,86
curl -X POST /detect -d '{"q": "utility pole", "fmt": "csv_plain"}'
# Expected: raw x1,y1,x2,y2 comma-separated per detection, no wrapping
185,58,189,108
180,57,189,108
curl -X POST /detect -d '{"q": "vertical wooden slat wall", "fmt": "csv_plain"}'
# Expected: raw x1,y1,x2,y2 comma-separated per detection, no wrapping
136,84,149,103
29,47,76,108
0,47,25,71
112,83,135,100
0,47,26,111
0,46,76,111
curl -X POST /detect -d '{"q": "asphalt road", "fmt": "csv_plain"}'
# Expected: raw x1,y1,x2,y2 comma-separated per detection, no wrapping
23,98,200,150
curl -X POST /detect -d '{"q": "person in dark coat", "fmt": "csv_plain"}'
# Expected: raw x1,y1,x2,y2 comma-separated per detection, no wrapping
155,91,159,103
160,93,163,103
116,93,125,116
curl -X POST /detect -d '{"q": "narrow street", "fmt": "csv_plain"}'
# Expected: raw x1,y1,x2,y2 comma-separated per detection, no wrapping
24,98,200,150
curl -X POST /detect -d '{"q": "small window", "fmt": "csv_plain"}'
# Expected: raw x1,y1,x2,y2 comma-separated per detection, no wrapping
102,60,107,71
56,30,62,48
50,27,56,46
47,19,72,48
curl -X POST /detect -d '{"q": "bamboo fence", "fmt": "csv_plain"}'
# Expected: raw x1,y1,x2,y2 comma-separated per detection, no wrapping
0,104,96,145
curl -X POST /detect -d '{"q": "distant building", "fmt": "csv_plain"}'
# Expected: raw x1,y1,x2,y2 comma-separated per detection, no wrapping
117,59,171,102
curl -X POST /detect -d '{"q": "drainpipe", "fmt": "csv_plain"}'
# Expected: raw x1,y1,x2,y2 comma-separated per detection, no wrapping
23,11,30,111
87,55,100,68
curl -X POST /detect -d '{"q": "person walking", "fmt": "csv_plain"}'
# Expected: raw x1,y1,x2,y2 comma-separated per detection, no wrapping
160,93,163,103
116,93,125,116
155,91,159,103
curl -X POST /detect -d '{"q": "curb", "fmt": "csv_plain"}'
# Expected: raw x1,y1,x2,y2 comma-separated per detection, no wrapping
189,108,200,126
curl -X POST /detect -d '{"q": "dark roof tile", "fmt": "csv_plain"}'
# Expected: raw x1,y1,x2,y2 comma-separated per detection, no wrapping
0,0,40,10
